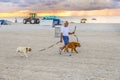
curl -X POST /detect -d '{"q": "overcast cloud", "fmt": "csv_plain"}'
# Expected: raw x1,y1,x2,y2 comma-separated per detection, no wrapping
0,0,119,12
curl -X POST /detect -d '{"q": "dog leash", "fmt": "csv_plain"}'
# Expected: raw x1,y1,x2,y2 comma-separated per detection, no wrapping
74,26,76,33
73,26,79,42
38,41,60,52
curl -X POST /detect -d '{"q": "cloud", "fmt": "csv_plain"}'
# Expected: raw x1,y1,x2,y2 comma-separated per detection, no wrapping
0,0,10,2
0,0,120,12
112,0,120,8
23,0,113,11
113,0,120,2
0,2,21,12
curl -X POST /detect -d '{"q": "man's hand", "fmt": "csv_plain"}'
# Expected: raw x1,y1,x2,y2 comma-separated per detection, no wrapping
72,31,75,34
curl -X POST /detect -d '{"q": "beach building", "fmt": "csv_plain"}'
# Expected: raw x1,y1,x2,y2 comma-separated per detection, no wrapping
40,16,61,27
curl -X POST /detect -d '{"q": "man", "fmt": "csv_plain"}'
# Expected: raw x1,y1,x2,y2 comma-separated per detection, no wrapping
59,21,75,55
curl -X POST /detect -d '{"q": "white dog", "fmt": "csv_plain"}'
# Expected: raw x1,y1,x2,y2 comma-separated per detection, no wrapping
16,47,32,57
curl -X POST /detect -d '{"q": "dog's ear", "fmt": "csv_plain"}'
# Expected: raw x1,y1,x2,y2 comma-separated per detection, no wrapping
75,42,80,47
28,48,32,51
26,48,28,51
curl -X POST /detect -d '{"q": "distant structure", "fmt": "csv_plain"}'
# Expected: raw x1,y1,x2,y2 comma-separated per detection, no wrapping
92,18,96,20
15,18,17,23
81,18,87,23
0,20,12,25
42,16,61,25
40,16,61,27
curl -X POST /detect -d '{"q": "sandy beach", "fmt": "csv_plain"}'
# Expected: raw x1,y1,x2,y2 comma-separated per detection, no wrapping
0,23,120,80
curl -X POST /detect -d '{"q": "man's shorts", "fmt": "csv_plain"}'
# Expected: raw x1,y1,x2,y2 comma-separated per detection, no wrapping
63,36,69,45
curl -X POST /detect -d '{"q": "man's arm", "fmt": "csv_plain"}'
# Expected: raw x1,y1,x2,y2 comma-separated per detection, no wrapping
68,31,75,35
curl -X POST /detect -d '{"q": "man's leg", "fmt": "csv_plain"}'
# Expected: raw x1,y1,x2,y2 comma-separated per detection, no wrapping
58,36,69,55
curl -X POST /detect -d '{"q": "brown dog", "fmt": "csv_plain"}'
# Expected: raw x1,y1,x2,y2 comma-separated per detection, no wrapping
63,42,80,53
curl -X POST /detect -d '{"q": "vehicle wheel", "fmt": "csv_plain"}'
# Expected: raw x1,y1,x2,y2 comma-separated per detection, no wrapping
36,19,40,24
23,19,27,24
30,19,35,24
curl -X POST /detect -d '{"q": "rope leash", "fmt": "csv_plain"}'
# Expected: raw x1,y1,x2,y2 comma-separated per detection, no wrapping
73,26,79,42
38,41,60,52
73,34,79,42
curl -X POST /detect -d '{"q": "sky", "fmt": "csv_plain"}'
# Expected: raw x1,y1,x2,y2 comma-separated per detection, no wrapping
0,0,120,17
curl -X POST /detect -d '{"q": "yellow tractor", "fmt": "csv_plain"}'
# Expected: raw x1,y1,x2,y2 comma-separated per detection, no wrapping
23,13,40,24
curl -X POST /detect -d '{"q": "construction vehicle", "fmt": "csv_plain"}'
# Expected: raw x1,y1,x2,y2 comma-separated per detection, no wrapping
23,13,40,24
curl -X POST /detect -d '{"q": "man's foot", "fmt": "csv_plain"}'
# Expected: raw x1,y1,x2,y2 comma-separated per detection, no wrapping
58,48,62,55
68,53,72,56
64,52,72,56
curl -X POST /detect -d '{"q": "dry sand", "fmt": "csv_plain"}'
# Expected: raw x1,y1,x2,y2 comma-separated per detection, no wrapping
0,23,120,80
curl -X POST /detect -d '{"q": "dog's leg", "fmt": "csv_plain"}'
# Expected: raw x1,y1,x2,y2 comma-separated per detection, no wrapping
63,48,67,53
17,51,24,56
63,49,66,52
73,48,78,53
60,45,65,50
70,44,75,53
71,48,74,53
23,50,28,57
64,46,69,53
65,47,69,53
24,52,28,57
19,53,24,56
